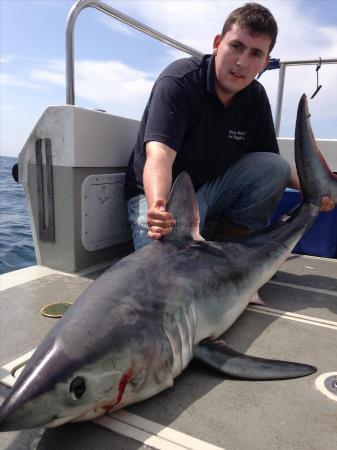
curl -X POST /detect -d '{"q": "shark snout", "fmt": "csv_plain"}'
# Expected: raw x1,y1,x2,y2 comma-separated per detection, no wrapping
0,397,51,432
0,402,14,432
0,380,62,432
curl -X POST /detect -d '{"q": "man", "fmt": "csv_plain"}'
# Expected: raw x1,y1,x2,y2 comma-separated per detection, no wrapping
124,2,334,250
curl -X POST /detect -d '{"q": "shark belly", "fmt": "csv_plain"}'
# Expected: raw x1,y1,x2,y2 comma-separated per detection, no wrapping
190,241,291,343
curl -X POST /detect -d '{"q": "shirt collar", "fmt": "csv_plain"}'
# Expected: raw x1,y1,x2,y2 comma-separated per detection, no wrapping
206,53,252,105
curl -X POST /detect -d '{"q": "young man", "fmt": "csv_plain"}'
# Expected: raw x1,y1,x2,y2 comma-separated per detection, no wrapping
124,3,334,250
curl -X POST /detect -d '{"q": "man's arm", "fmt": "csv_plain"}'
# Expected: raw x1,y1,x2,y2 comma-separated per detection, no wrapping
288,163,335,212
144,141,177,240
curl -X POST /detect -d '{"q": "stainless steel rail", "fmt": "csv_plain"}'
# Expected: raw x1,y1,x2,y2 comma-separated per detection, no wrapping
66,0,202,104
274,58,337,136
66,1,337,136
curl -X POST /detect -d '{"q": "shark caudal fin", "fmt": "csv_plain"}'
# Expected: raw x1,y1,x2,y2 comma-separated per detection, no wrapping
295,94,337,205
194,340,317,381
163,171,203,242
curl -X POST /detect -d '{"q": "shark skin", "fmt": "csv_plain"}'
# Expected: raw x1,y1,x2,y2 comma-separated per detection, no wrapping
295,94,337,205
0,94,336,432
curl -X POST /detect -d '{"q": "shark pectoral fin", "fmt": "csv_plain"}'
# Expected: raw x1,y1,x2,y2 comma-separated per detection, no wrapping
194,340,317,381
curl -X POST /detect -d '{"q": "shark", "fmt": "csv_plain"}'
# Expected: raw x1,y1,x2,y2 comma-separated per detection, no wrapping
0,94,336,432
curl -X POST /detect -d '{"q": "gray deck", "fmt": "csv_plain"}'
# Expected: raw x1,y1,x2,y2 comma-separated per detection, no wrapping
1,254,336,450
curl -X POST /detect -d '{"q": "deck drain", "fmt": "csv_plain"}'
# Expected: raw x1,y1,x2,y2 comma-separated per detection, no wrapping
315,372,337,401
41,302,72,318
324,375,337,396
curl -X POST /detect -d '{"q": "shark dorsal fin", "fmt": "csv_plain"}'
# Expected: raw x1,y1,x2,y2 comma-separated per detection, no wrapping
163,172,203,242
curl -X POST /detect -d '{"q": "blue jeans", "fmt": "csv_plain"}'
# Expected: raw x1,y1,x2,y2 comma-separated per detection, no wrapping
127,152,290,250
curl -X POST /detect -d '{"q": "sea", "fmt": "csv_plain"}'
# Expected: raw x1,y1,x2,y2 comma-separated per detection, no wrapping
0,155,36,274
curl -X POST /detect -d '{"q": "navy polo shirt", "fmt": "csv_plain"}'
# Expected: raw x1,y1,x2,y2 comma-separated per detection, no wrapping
124,54,279,200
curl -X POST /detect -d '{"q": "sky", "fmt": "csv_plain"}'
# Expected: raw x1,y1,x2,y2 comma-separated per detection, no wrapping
1,0,337,158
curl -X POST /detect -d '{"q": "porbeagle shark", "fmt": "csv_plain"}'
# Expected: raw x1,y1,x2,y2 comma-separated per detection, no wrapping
0,94,336,431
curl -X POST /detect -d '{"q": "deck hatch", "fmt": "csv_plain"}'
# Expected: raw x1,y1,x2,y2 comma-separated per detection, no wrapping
81,173,131,251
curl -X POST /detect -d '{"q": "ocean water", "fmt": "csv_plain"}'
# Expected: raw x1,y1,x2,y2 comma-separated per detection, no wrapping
0,155,36,274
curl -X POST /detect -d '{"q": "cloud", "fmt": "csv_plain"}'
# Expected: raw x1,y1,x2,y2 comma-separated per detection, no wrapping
0,73,45,90
30,59,154,119
0,57,12,64
75,60,154,118
30,68,64,87
98,15,136,37
107,0,227,54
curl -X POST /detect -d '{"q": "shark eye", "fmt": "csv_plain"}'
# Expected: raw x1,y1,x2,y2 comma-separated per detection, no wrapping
69,377,86,399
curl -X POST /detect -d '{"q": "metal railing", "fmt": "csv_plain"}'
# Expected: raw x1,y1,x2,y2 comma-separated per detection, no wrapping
274,58,337,136
66,0,202,105
66,0,337,136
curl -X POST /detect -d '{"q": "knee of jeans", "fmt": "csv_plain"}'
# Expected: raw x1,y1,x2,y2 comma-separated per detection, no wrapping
259,153,291,189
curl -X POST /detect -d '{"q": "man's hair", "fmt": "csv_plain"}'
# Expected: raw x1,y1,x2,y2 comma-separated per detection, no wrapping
222,3,278,53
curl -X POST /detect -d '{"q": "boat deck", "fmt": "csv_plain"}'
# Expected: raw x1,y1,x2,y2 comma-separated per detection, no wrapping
1,254,336,450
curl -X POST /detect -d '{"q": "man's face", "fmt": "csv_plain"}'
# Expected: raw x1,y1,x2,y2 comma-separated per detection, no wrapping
213,23,271,105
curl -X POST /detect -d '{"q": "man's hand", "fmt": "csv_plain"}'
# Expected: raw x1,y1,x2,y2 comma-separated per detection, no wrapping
143,141,177,240
320,196,335,212
147,198,176,240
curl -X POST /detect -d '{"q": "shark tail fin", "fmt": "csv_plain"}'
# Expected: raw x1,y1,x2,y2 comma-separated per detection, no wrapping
295,94,337,206
163,171,203,242
194,340,316,381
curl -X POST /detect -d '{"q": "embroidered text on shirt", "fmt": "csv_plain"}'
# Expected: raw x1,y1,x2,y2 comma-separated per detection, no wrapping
228,130,247,141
